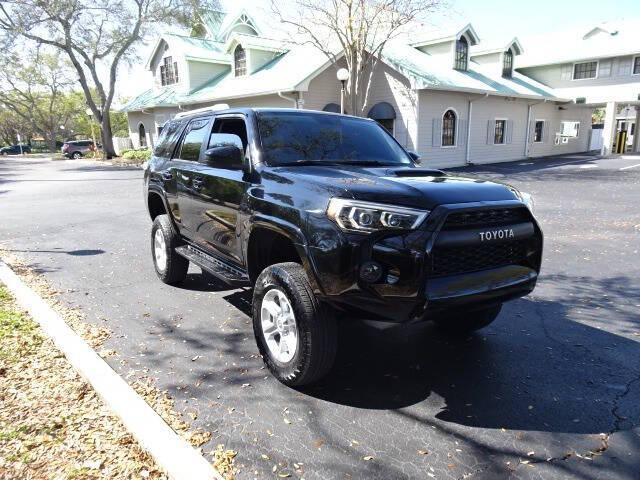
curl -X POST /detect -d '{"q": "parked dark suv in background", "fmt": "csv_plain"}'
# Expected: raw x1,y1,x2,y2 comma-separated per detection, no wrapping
0,144,32,155
62,140,96,158
144,107,542,386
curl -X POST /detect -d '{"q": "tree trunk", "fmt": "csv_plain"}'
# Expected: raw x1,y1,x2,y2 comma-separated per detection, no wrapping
100,110,116,159
47,136,57,154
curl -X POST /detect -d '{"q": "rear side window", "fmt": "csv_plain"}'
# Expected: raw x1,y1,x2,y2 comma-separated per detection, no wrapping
154,120,184,158
177,118,210,161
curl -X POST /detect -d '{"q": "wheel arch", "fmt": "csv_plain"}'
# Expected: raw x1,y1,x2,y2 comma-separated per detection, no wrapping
245,217,322,294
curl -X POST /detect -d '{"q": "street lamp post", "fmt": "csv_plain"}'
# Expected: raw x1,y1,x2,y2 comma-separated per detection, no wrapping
85,108,98,157
336,68,349,115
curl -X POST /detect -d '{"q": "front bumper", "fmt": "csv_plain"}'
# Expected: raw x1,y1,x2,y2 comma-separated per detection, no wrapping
307,200,543,323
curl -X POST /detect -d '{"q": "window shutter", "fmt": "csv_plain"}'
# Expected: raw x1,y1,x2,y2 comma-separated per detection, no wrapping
543,122,550,143
560,64,572,81
432,119,442,147
458,119,467,146
487,120,494,144
506,120,514,144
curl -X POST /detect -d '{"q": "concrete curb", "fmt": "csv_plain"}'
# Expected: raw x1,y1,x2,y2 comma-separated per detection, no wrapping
0,261,222,480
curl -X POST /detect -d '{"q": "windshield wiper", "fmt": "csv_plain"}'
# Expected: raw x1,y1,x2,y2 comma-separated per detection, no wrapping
288,159,398,167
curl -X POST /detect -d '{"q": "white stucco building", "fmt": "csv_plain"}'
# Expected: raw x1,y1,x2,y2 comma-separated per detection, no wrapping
123,7,640,167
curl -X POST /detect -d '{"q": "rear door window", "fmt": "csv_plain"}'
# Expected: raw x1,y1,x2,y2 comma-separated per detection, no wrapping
176,118,210,161
154,120,184,158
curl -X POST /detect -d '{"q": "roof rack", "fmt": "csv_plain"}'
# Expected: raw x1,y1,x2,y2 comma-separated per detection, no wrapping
174,103,230,119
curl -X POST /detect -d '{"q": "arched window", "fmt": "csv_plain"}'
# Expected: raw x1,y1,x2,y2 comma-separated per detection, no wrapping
234,44,247,77
138,123,147,148
367,102,396,134
454,36,468,71
503,49,513,78
442,110,457,146
322,103,341,114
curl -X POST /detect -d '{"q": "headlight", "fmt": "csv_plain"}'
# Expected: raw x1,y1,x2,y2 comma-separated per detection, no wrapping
326,198,429,232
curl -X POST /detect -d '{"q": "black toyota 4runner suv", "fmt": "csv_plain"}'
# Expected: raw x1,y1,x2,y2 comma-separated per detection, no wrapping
144,108,542,386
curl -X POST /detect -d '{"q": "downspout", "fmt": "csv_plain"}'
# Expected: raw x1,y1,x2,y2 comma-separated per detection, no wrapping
465,93,489,165
524,99,547,158
278,91,299,109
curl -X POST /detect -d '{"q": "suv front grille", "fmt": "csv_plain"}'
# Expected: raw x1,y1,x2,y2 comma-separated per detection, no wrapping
431,239,529,277
442,208,530,230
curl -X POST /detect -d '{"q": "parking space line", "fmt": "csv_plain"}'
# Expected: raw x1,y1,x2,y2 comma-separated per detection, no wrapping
620,163,640,171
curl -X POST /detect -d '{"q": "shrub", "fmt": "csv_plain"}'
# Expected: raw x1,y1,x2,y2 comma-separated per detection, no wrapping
121,149,151,161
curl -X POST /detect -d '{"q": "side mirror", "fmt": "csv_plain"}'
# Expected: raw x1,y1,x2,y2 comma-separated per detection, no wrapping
407,151,421,163
204,145,243,169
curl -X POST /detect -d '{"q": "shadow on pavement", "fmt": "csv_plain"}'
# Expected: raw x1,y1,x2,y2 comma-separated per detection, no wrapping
160,270,640,439
4,248,106,256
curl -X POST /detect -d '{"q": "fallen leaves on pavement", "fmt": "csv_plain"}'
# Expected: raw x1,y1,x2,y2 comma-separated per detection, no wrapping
0,283,166,479
0,251,237,479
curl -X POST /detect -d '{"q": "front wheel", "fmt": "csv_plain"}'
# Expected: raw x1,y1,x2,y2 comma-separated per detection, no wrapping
252,262,337,387
433,304,502,335
72,152,82,159
151,214,189,285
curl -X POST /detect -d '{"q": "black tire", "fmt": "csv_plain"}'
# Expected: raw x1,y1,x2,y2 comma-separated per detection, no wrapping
72,151,82,159
151,214,189,285
434,304,502,335
252,262,337,387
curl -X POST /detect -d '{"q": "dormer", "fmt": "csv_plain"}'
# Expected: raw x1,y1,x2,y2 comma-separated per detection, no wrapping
216,10,261,42
410,23,480,71
583,23,620,40
470,38,524,78
225,33,287,76
146,34,231,93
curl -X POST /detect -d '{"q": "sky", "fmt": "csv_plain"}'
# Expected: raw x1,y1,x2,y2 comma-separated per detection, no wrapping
446,0,640,42
117,0,640,101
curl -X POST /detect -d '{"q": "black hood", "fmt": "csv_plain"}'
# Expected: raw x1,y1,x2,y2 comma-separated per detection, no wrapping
268,165,519,210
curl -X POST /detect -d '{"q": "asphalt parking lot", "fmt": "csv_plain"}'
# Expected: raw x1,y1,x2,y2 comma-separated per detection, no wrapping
1,153,639,479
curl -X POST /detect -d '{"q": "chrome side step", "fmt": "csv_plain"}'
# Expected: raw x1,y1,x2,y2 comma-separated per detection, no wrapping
175,245,250,287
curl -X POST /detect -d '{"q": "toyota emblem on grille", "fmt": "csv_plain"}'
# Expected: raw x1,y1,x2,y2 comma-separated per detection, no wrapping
479,228,515,242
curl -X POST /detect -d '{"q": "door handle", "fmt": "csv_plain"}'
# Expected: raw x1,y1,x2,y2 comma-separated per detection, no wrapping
161,171,173,181
192,177,204,190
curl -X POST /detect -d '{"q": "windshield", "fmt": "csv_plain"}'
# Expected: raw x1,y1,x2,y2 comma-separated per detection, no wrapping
257,111,412,166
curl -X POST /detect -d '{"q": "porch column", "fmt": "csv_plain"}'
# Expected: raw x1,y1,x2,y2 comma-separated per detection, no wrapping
633,108,640,153
601,101,617,156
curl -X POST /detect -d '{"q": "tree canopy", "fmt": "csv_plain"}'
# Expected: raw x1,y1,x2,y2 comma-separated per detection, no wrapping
0,0,219,157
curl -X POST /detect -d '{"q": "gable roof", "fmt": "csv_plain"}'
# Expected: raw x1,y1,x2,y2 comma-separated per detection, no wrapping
224,33,288,54
123,44,329,111
145,34,230,70
517,19,640,68
382,42,562,100
409,23,480,48
470,37,523,57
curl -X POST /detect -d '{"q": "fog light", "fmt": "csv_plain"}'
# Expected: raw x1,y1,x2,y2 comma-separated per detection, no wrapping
359,261,383,283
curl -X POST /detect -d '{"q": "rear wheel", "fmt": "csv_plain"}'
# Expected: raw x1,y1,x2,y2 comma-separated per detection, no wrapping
252,262,337,387
151,214,189,285
434,304,502,335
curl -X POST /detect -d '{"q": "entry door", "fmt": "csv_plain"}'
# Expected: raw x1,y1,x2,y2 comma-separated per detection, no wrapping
172,116,212,240
188,115,250,264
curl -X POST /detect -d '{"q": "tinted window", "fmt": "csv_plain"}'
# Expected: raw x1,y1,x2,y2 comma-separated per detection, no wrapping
154,120,184,158
256,112,411,166
211,118,248,151
177,118,209,161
